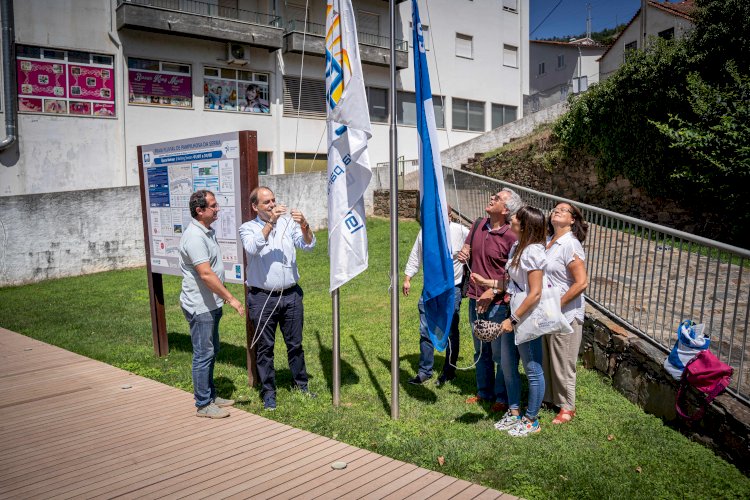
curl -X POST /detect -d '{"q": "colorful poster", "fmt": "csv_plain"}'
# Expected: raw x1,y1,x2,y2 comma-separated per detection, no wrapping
68,64,114,102
17,59,66,98
204,79,237,110
129,70,192,108
17,54,116,118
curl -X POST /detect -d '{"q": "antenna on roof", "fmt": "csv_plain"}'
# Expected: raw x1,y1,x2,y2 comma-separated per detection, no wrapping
586,3,592,40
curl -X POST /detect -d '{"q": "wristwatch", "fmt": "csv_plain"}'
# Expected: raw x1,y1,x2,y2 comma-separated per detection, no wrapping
510,314,519,326
492,287,500,296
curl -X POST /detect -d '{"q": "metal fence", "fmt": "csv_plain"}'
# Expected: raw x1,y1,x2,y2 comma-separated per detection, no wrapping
118,0,282,27
437,166,750,404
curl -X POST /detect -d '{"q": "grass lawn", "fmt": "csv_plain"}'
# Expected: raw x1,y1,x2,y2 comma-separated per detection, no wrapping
1,218,748,499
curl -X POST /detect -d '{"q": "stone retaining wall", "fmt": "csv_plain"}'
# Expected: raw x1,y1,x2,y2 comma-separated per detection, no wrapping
583,306,750,474
373,189,419,220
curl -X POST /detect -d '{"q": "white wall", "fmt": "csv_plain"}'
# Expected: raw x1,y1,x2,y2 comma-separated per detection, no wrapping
0,0,126,196
529,42,605,95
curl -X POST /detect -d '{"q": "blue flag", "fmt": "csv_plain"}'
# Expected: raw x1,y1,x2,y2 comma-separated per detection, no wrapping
412,0,455,352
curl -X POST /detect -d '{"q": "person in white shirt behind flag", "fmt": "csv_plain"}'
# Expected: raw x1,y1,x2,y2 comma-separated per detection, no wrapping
238,186,316,411
403,208,469,387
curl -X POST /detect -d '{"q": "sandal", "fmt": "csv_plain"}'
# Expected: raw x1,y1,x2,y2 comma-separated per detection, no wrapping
552,408,575,424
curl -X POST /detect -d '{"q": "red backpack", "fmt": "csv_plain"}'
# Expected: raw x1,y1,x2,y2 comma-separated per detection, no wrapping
675,350,733,421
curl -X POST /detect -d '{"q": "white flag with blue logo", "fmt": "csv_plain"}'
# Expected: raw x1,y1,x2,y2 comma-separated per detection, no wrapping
412,0,454,351
325,0,373,292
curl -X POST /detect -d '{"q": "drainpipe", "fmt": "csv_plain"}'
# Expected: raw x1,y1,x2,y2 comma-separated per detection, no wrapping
0,0,17,152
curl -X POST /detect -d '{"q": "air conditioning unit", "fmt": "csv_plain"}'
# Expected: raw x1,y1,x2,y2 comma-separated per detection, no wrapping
225,43,250,66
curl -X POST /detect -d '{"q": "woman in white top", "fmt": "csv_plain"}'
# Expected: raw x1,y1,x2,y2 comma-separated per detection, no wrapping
493,206,547,437
543,202,588,424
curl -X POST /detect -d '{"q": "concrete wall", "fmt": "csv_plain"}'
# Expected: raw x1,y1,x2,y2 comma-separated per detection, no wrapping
0,186,145,286
583,306,750,474
0,171,367,286
441,100,568,169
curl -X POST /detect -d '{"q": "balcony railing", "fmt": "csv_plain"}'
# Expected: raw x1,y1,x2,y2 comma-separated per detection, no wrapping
285,19,408,52
117,0,282,27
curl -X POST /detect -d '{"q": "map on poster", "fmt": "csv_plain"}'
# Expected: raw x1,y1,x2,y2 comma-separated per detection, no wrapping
140,132,245,284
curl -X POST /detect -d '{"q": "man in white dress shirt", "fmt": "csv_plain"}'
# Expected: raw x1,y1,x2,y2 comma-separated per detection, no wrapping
239,186,316,410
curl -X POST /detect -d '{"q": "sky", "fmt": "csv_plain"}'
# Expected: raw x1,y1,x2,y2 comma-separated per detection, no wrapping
530,0,643,40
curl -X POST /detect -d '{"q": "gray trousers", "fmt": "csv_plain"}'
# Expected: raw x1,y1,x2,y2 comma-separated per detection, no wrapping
542,318,583,410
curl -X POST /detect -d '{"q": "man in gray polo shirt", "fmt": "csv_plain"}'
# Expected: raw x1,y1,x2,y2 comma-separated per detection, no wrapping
180,190,245,418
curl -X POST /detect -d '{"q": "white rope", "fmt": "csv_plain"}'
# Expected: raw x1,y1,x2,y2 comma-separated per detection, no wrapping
291,0,311,175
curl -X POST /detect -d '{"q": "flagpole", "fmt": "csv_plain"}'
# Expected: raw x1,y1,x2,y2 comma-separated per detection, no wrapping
332,288,340,406
389,0,399,420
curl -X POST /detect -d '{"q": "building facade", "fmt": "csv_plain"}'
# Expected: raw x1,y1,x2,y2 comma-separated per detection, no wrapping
1,0,529,197
526,38,605,114
599,0,694,81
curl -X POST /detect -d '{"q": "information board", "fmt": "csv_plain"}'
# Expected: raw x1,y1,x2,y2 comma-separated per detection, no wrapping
140,132,245,284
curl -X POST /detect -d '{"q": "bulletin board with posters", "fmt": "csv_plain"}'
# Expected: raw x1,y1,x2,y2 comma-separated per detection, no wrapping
137,131,259,372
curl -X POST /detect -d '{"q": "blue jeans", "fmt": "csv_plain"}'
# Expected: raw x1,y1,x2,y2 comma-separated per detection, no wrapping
501,332,545,419
182,307,223,408
417,286,462,379
469,299,509,403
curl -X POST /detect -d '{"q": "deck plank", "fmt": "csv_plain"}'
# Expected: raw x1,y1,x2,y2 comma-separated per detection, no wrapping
0,328,515,500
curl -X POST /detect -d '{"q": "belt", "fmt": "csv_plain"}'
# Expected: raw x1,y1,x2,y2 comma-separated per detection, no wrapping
250,285,298,296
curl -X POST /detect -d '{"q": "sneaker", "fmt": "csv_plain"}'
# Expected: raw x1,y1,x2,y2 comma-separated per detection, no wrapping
508,416,541,437
299,388,318,399
212,397,235,408
263,395,277,411
407,374,430,385
196,403,230,419
494,410,522,431
465,395,487,404
435,374,455,387
491,402,509,413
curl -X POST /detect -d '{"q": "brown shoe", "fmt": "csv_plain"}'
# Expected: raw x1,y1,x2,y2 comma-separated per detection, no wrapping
465,395,486,404
491,402,509,413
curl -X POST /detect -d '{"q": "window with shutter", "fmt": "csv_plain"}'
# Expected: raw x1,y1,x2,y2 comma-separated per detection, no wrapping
503,44,518,68
502,0,518,13
283,76,326,118
397,91,417,126
455,34,473,59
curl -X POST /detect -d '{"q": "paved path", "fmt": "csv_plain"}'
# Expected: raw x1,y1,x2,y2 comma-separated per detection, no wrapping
0,328,515,500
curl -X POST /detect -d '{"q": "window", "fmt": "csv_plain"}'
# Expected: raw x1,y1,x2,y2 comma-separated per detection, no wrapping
17,44,116,118
284,152,328,173
283,76,326,118
624,40,638,62
538,62,546,75
455,33,473,59
204,67,269,113
367,87,388,123
557,54,565,68
433,95,445,129
502,0,518,13
491,104,517,129
397,91,417,126
503,44,518,68
258,151,270,175
453,98,485,132
658,27,674,40
128,58,192,109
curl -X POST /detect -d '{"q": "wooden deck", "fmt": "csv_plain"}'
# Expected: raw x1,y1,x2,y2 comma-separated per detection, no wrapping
0,329,515,499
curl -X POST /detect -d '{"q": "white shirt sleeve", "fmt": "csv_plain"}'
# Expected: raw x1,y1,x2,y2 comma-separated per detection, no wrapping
404,231,422,277
520,244,547,272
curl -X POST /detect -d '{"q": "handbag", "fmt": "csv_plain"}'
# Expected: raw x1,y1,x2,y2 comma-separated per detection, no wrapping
663,320,710,380
675,349,733,421
472,318,504,343
510,276,573,345
459,218,483,298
